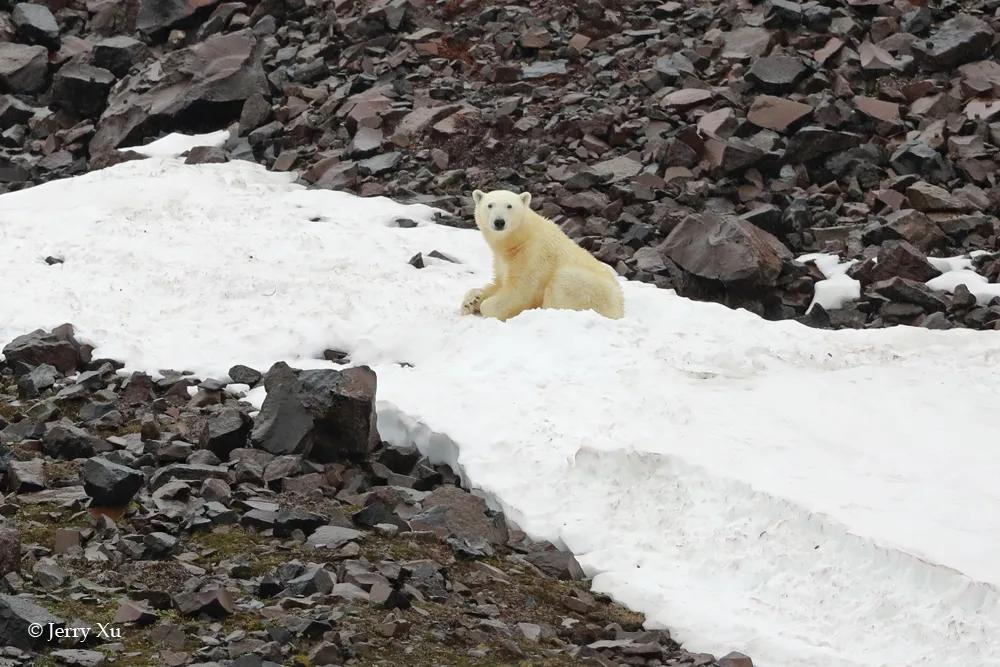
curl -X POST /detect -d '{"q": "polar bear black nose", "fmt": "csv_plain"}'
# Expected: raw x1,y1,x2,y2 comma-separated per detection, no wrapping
493,219,506,231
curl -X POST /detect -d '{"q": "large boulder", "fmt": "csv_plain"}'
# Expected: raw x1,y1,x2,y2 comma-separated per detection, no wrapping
660,213,792,286
51,64,116,118
0,594,65,650
0,43,48,94
250,363,379,462
199,407,252,461
137,0,220,35
90,29,267,155
12,3,60,50
2,326,86,375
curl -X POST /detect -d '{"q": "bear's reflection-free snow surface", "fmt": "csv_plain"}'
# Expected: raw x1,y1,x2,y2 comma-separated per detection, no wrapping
2,153,999,667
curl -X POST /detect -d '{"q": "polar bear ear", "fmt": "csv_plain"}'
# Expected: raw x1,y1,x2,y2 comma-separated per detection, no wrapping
472,190,484,205
519,192,532,208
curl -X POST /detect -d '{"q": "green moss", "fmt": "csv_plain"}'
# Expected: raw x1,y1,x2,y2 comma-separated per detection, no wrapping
14,503,90,548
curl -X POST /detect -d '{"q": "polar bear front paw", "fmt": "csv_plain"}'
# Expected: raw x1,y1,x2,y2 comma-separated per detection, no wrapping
461,288,485,315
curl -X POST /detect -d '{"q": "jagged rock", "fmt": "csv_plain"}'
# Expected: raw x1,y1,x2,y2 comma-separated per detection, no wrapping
871,241,941,283
785,127,862,163
199,407,251,460
137,0,220,35
915,14,993,70
523,550,586,581
173,588,234,617
51,64,116,118
251,363,379,461
0,42,49,93
83,457,144,507
91,36,149,78
42,420,100,459
91,30,266,155
12,3,60,50
746,56,807,94
0,593,65,649
660,213,792,286
2,327,83,375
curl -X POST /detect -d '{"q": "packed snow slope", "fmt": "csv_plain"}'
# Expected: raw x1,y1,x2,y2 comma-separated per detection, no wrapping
2,157,999,667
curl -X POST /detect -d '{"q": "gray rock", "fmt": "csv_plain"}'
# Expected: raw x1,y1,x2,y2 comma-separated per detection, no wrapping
0,594,65,650
2,328,81,375
51,64,116,118
251,363,379,461
12,3,60,49
42,420,100,459
90,30,266,155
306,525,363,549
915,14,993,69
49,649,107,667
82,457,144,507
660,213,792,286
746,55,807,94
92,36,149,78
199,408,251,461
137,0,221,35
7,459,45,493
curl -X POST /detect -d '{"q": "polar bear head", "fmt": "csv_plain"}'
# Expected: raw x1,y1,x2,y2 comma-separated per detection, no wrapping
472,189,532,238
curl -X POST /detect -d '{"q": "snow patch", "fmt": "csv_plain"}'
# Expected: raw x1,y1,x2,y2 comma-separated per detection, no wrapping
121,130,231,158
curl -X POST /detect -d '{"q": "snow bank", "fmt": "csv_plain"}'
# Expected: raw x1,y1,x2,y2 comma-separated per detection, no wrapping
3,158,1000,667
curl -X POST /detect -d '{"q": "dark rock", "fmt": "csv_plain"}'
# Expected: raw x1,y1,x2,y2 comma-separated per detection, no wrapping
42,420,100,458
0,95,34,129
91,36,148,78
890,142,954,183
785,127,862,163
2,327,82,375
228,364,262,386
251,364,379,462
872,241,941,283
746,56,807,94
0,43,48,94
137,0,220,35
83,457,144,507
173,588,234,617
17,363,59,397
0,593,65,649
410,486,509,552
91,30,266,155
870,277,948,312
12,3,60,50
199,407,251,460
523,550,586,581
7,459,45,492
660,213,792,286
915,14,993,70
51,64,115,118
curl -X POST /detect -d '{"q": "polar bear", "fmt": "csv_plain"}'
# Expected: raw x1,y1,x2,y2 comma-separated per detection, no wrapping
461,189,625,321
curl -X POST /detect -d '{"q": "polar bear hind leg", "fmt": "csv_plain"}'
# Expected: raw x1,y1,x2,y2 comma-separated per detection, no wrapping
543,266,624,319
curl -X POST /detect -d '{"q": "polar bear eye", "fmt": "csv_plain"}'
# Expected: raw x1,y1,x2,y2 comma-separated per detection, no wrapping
506,204,512,209
487,204,493,209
